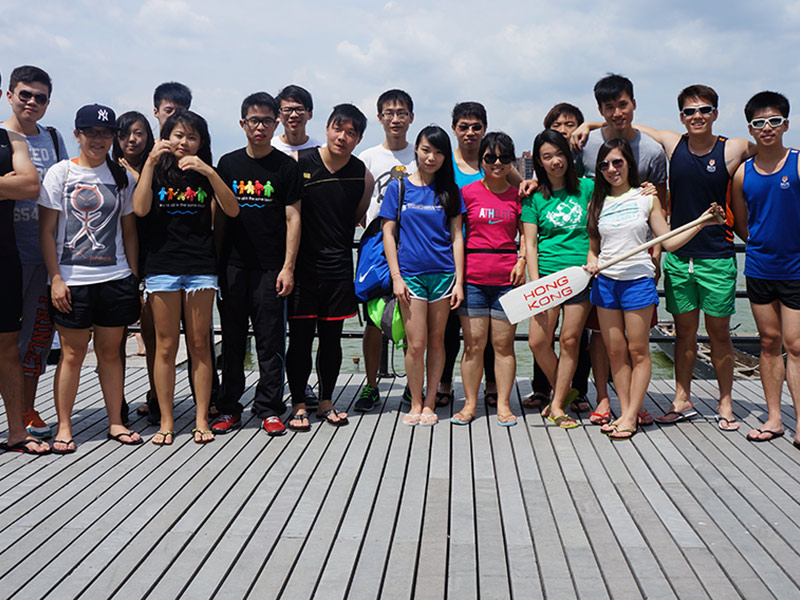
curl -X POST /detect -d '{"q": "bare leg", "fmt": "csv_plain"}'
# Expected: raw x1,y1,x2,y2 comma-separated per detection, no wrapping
617,306,654,434
422,298,451,419
491,317,518,423
149,291,182,437
400,298,429,418
705,313,735,424
598,308,631,430
1,331,48,451
590,331,611,416
749,301,786,440
95,326,141,441
459,315,489,421
52,326,91,452
183,289,216,442
670,308,700,414
780,304,800,446
549,302,591,422
528,307,559,387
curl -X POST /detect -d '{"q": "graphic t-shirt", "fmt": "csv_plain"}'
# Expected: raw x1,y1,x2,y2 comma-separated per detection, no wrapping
142,170,216,276
296,147,366,280
0,128,15,258
271,135,321,156
379,179,466,277
521,177,594,275
217,148,301,271
13,125,68,264
38,159,135,285
359,143,416,226
596,187,655,281
462,180,521,285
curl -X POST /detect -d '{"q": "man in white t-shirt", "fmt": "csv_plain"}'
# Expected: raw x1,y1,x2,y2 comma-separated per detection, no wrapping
354,90,416,412
272,85,321,155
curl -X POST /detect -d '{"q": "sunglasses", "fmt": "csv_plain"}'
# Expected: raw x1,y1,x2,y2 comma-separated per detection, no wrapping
483,153,514,165
680,105,715,117
598,157,626,172
456,123,484,133
16,90,49,105
749,116,786,129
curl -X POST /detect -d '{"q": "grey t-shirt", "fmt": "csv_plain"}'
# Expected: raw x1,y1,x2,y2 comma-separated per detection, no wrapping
578,129,667,184
14,125,68,264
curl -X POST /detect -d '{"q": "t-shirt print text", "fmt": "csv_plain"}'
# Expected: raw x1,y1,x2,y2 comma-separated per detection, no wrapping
158,186,209,214
231,179,275,207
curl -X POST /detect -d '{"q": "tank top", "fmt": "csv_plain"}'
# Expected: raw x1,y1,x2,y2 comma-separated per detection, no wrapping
0,129,17,257
669,135,734,258
741,149,800,280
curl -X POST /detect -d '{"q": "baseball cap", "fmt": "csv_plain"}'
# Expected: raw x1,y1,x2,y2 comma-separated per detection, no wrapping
75,104,117,130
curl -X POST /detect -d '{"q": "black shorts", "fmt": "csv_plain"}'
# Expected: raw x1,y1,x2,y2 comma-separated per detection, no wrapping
0,255,23,333
288,278,357,321
746,277,800,310
51,273,142,329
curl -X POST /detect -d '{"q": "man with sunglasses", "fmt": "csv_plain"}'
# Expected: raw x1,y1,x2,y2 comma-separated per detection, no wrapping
272,85,320,155
2,65,67,440
731,91,800,447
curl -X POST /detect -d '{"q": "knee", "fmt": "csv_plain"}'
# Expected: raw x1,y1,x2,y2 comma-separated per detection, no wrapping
187,335,210,359
760,333,782,356
463,338,486,359
785,339,800,360
406,338,427,358
627,343,650,365
559,335,579,356
156,336,179,360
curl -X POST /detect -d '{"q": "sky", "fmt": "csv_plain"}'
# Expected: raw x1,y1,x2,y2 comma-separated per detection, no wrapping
2,0,799,158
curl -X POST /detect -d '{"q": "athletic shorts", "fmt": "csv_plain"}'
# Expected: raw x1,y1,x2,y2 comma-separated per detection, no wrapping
0,255,23,333
458,282,513,320
288,278,357,321
144,274,218,299
51,273,141,329
746,277,800,310
19,263,54,376
663,253,736,317
405,272,455,303
590,274,658,312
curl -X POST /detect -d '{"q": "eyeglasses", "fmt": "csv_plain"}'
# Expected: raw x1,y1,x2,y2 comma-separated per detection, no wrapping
279,106,307,116
244,116,276,128
79,128,115,140
380,110,410,120
680,105,715,117
456,123,484,133
749,116,786,129
598,158,626,172
483,153,514,165
16,90,49,105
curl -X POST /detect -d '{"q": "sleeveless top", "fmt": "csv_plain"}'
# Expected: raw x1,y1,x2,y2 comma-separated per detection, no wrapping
669,135,734,258
0,129,17,257
741,149,800,279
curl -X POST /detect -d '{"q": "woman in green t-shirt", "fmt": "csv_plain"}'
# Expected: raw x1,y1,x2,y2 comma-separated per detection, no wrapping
522,130,594,429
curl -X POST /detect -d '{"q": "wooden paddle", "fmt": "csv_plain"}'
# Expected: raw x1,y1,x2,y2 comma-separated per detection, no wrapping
500,203,724,324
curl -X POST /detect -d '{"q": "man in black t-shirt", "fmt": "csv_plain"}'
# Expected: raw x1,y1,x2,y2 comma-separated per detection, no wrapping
214,92,302,437
286,104,374,431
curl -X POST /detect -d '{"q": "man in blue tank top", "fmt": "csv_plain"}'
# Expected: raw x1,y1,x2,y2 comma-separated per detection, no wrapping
732,91,800,447
614,85,752,429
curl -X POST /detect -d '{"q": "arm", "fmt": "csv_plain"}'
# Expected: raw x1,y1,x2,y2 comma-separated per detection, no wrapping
570,121,604,152
132,139,172,216
121,213,138,277
730,165,749,241
632,124,681,158
510,226,526,286
0,131,39,200
449,214,464,309
277,201,301,296
724,137,756,176
522,221,539,281
39,206,71,313
382,218,410,306
585,235,600,274
648,199,722,252
355,169,374,225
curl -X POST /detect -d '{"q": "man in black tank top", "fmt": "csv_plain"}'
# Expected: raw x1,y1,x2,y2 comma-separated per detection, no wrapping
286,104,374,431
605,84,753,429
0,110,50,454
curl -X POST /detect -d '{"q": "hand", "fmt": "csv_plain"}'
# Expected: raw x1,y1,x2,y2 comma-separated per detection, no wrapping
393,275,410,307
518,179,538,198
51,276,72,313
178,155,211,176
147,139,173,165
450,282,464,310
701,202,725,226
510,259,527,286
276,268,294,296
570,123,591,153
640,181,657,197
583,262,599,276
652,256,661,285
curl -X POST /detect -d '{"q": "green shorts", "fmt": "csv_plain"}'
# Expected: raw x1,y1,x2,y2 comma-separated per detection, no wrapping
663,253,737,317
404,272,455,303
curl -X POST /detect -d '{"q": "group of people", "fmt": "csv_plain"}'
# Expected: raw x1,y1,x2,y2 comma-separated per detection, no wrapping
1,66,798,455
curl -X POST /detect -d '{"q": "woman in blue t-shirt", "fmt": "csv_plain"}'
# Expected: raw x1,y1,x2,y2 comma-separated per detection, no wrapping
381,125,466,426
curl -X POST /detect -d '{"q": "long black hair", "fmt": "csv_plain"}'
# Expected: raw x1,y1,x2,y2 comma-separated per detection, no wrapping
587,137,639,240
532,129,580,199
414,125,461,218
112,111,155,171
154,109,212,191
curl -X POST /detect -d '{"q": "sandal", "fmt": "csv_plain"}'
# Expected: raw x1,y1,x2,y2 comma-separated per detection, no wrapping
52,439,76,454
435,390,454,407
451,411,474,425
497,413,518,427
589,411,611,425
402,413,421,426
547,414,579,429
288,411,311,432
609,427,638,441
317,408,349,427
522,392,549,409
152,430,174,446
192,429,215,444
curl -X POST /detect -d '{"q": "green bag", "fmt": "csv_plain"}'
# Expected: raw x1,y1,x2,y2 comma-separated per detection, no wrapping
366,295,406,349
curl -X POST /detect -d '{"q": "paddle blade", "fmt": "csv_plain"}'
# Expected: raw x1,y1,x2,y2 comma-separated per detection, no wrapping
499,266,592,324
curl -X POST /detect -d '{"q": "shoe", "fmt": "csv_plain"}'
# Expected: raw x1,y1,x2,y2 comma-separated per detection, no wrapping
23,409,52,439
211,413,242,434
263,416,286,437
146,390,161,426
288,412,311,432
121,398,130,426
354,384,380,412
304,384,319,409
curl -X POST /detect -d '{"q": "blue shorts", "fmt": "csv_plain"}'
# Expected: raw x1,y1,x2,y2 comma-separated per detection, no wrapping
404,272,455,303
144,274,218,300
590,274,658,311
458,283,512,320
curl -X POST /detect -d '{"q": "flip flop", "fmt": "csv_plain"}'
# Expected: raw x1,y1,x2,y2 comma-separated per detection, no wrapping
435,390,453,407
714,414,740,432
0,438,51,455
402,413,421,426
497,414,518,427
318,409,349,427
637,410,655,426
192,429,215,444
52,439,76,454
107,431,144,445
287,412,311,432
609,427,638,441
151,430,174,446
746,428,784,443
793,440,800,450
450,412,474,426
590,411,611,425
522,392,549,409
655,409,697,424
419,413,439,426
547,414,579,429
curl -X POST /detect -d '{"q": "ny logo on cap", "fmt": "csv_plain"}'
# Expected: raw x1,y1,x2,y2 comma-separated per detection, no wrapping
98,109,109,121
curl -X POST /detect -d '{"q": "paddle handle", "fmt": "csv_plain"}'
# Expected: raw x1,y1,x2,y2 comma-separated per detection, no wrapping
597,205,721,272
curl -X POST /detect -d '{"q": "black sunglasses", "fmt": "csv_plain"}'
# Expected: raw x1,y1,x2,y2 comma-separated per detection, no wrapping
483,153,514,165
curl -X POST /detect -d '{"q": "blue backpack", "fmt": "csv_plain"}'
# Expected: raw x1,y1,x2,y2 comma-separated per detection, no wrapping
355,171,406,301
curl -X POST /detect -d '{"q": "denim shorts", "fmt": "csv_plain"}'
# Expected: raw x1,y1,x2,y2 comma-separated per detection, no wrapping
458,282,512,320
144,274,218,300
590,274,658,311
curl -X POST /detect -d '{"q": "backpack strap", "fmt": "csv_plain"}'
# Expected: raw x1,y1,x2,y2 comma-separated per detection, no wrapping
46,127,61,161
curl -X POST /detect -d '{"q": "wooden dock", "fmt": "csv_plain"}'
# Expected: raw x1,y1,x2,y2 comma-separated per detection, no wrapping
2,366,800,599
